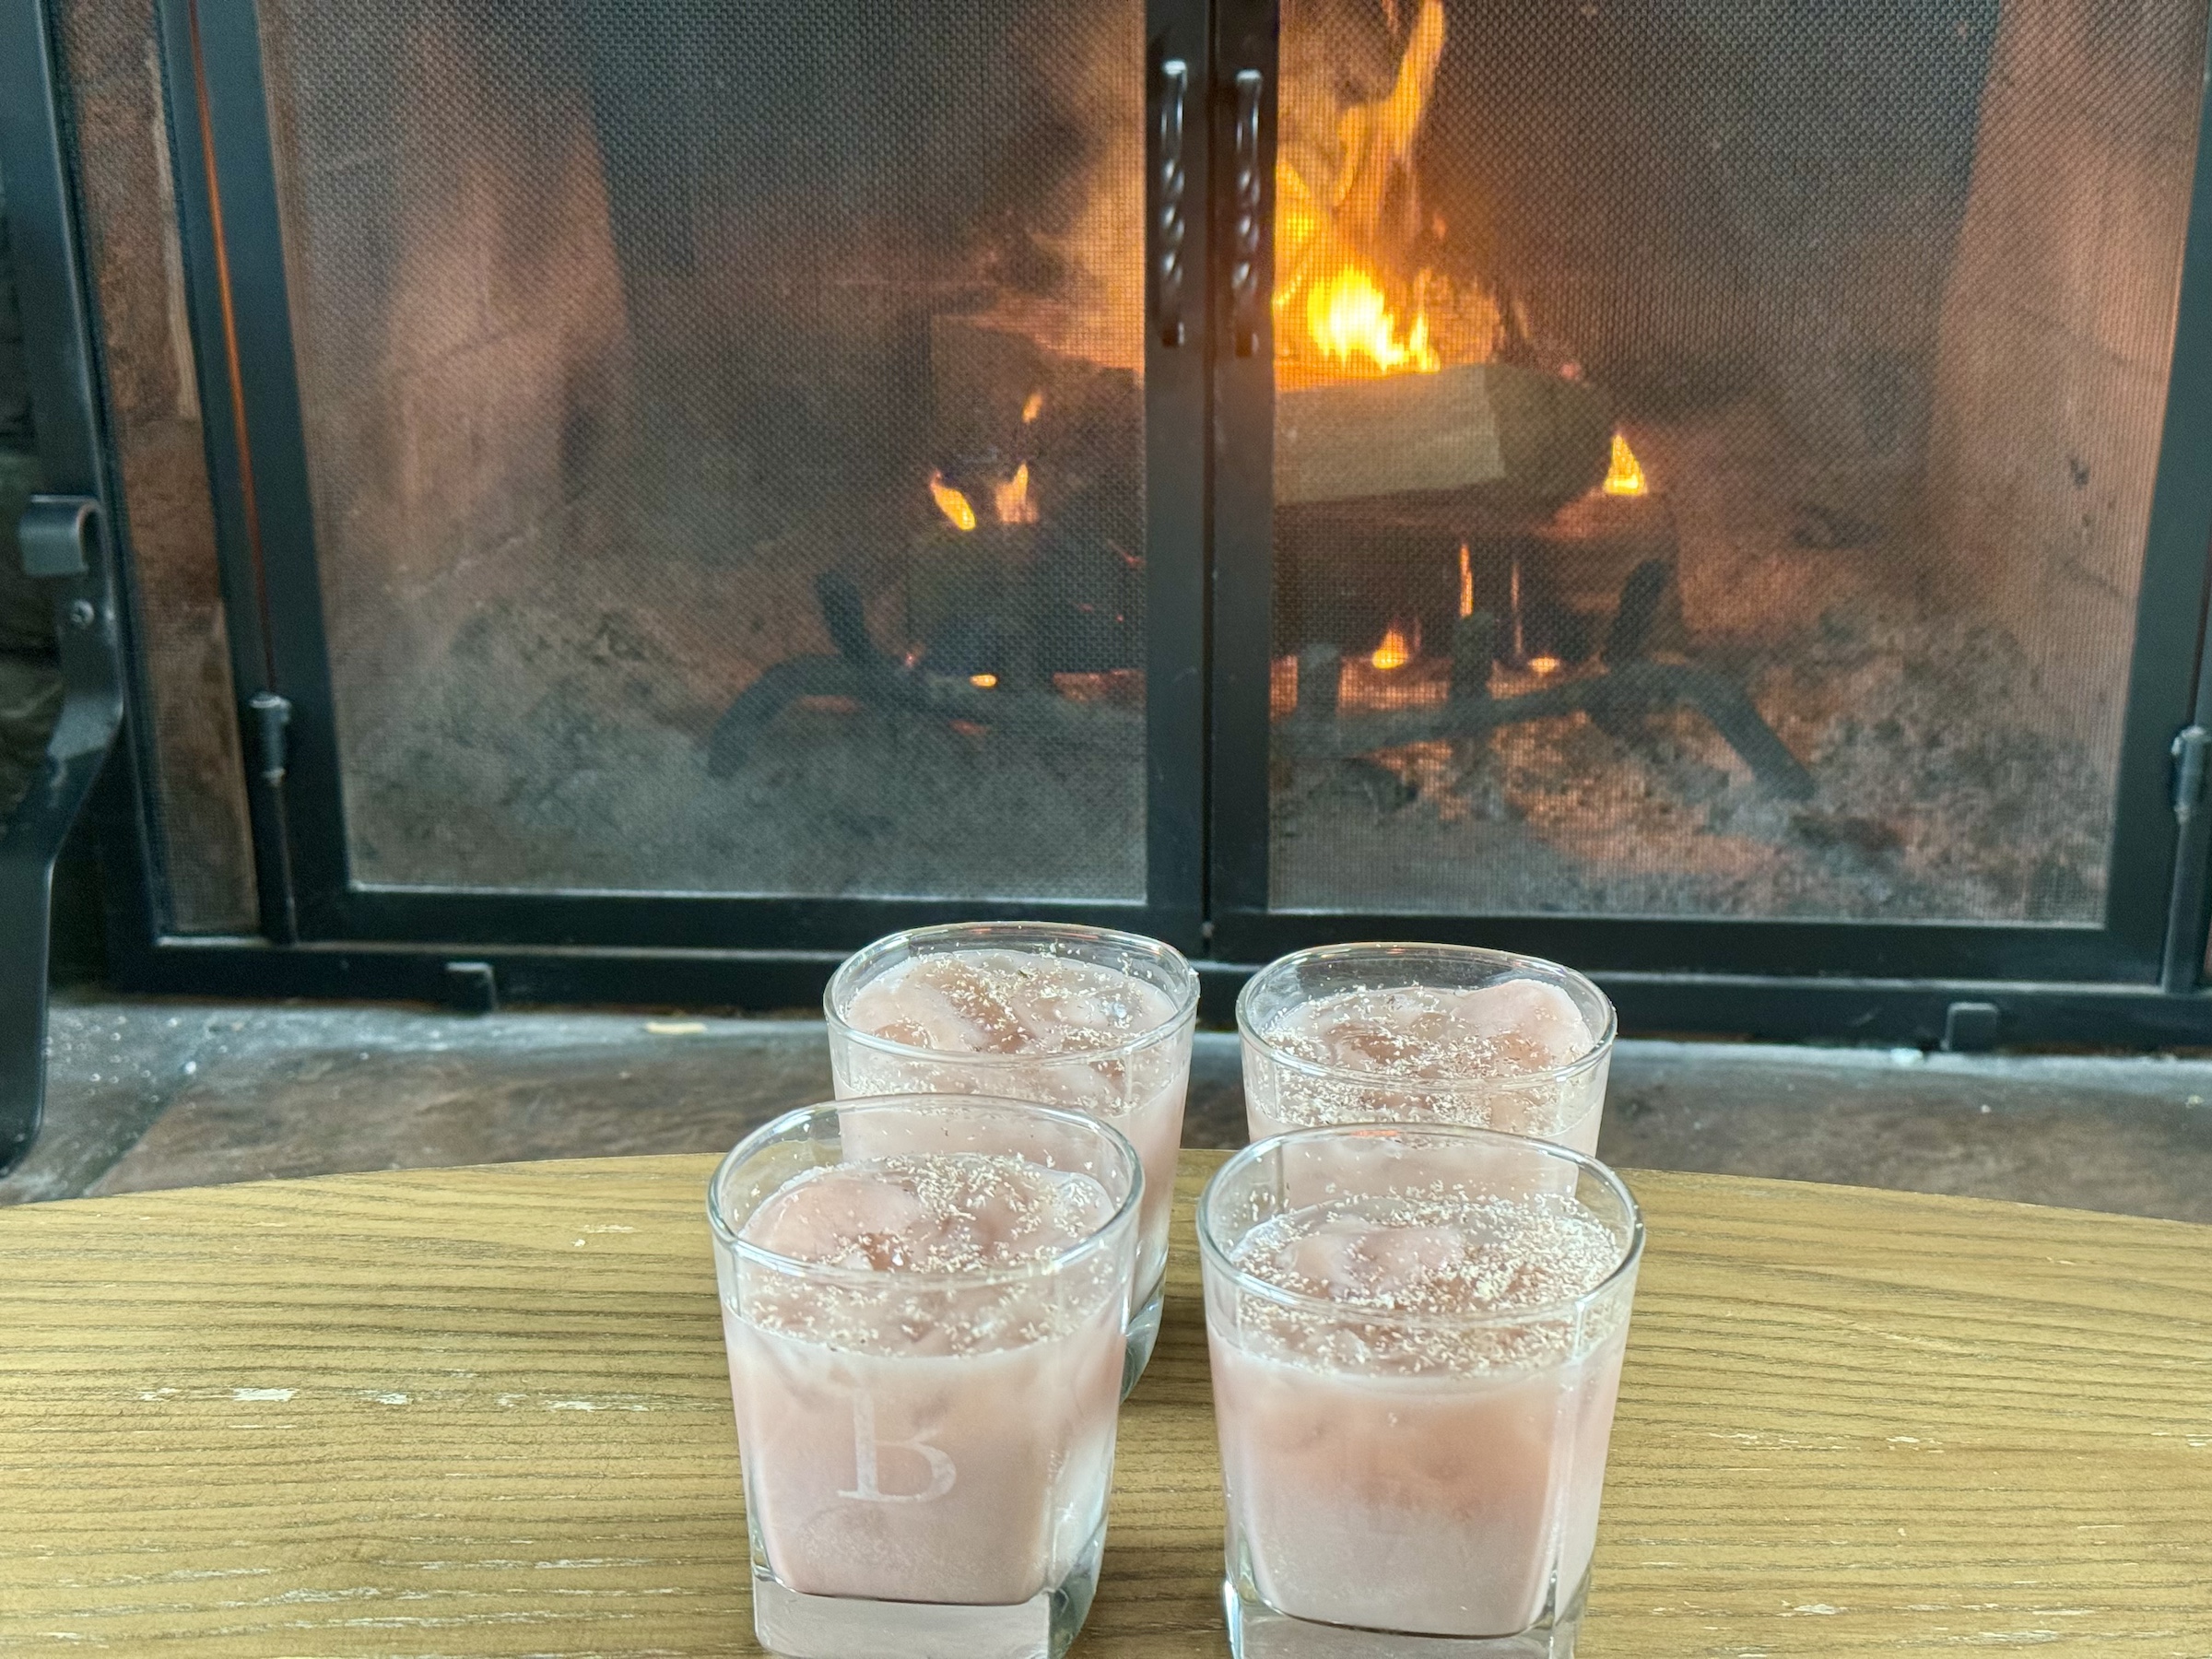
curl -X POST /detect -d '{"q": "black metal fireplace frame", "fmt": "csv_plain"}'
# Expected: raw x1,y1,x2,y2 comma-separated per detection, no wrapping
11,0,2212,1045
157,0,1217,965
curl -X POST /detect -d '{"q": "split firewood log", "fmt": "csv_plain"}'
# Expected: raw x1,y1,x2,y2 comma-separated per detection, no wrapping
1274,360,1613,514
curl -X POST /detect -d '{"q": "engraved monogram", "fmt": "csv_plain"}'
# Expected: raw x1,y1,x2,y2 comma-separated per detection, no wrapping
837,1391,956,1503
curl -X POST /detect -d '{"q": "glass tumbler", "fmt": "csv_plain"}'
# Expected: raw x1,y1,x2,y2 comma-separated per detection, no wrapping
1200,1124,1643,1657
1238,944,1616,1155
825,921,1199,1389
710,1096,1143,1659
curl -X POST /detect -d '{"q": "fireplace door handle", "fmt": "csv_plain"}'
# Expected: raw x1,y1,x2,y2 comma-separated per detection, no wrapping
1155,57,1190,348
1230,68,1264,358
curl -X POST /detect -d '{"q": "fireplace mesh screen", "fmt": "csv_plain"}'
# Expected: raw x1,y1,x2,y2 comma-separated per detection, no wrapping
1267,0,2205,924
254,0,1147,900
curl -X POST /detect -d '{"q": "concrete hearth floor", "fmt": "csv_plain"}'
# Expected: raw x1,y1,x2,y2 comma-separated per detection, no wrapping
8,995,2212,1224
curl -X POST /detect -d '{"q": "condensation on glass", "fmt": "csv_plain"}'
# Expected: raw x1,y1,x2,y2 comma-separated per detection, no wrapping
253,0,1147,899
1267,0,2206,924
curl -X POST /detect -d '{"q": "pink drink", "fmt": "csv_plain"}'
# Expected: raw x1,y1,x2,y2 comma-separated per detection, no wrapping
1200,1125,1641,1653
727,1151,1126,1606
1240,950,1613,1156
836,947,1191,1300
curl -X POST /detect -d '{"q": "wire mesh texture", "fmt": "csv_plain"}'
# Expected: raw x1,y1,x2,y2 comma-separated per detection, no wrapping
253,0,1147,900
1267,0,2206,924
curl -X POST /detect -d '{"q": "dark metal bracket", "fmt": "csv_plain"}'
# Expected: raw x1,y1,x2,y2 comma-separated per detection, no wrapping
1,497,125,1172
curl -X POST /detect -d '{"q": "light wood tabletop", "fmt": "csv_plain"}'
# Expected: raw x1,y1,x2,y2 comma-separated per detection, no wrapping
1,1151,2207,1656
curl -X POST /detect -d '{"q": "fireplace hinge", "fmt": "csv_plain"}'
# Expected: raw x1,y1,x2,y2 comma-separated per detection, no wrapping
2172,724,2210,821
250,691,293,785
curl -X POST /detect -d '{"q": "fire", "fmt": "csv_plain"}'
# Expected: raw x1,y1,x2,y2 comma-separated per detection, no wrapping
993,462,1039,526
1528,655,1561,677
1457,542,1474,618
1275,0,1461,382
969,673,998,689
1306,266,1438,376
1602,430,1648,496
1021,391,1044,424
1371,620,1415,671
929,470,977,532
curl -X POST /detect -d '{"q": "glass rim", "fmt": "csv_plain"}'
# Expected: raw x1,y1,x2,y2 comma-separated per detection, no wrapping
1195,1123,1644,1332
1234,942,1618,1092
823,920,1202,1070
707,1094,1145,1290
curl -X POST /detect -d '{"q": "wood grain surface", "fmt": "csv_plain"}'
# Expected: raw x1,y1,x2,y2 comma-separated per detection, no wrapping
1,1152,2207,1656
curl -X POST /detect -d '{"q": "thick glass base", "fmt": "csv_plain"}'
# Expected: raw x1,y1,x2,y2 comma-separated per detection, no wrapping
1122,1272,1166,1396
1224,1568,1588,1659
750,1522,1103,1659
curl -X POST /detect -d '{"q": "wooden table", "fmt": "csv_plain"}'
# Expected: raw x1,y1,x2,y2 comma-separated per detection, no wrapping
2,1152,2207,1656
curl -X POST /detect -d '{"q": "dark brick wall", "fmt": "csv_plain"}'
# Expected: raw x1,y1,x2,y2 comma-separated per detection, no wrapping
1926,0,2206,760
53,0,258,932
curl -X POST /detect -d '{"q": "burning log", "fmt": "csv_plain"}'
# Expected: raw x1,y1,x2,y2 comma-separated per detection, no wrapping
929,312,1142,472
1274,361,1613,515
1523,486,1685,649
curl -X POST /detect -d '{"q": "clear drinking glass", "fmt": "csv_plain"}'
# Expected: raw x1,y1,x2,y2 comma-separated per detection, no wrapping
825,922,1199,1389
709,1096,1143,1659
1238,944,1616,1155
1200,1124,1643,1658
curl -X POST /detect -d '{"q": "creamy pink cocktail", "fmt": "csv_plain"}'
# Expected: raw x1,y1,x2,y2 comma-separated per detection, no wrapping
1239,945,1615,1157
827,924,1198,1387
710,1099,1141,1659
1200,1125,1641,1657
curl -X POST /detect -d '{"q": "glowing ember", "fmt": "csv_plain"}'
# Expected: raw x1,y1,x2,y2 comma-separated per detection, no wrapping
1306,266,1439,377
1021,390,1044,424
1602,430,1648,496
1458,542,1474,618
1371,620,1415,672
993,461,1039,526
1528,655,1562,677
969,673,998,689
929,470,977,532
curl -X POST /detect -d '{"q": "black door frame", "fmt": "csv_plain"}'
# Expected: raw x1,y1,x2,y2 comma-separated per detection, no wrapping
1204,0,2212,995
159,0,1216,960
17,0,2212,1041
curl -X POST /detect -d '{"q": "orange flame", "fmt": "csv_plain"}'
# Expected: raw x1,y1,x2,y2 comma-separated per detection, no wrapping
1306,266,1438,377
969,673,998,689
1275,0,1457,383
929,470,977,532
1021,391,1044,424
1602,431,1648,497
993,462,1039,526
1371,620,1415,672
1457,543,1474,618
1528,654,1561,677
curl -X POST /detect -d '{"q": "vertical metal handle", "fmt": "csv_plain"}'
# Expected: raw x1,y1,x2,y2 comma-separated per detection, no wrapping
1230,69,1265,359
1155,58,1190,348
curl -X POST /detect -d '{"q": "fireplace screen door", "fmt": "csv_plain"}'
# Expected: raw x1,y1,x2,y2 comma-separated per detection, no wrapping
190,0,1207,943
77,0,2212,1011
1206,0,2212,986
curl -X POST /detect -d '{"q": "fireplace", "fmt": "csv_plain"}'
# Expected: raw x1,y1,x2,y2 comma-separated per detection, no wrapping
8,0,2212,1041
1258,0,2192,927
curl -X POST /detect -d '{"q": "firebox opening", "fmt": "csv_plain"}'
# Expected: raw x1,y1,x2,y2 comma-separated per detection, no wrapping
258,0,1153,902
1268,0,2203,925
